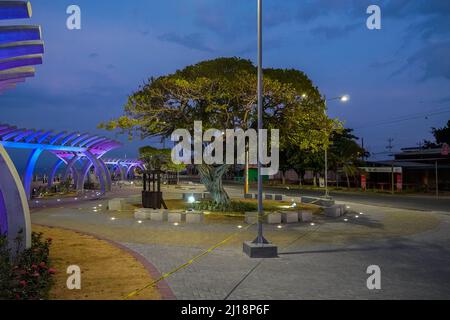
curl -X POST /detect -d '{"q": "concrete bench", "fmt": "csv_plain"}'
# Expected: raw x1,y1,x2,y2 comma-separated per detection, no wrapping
150,209,169,221
324,205,342,218
299,210,313,222
245,212,281,224
108,198,126,211
186,211,204,223
244,193,253,199
168,211,186,223
280,211,299,223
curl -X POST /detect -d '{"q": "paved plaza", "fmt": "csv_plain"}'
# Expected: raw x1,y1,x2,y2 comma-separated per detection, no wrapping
28,184,450,300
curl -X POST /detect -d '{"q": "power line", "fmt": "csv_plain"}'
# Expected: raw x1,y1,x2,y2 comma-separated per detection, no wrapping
354,106,450,130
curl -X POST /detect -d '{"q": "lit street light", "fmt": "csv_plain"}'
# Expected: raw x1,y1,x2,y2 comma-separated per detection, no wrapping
323,95,350,199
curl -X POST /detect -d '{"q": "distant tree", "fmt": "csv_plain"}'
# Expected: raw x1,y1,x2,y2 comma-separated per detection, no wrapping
424,120,450,147
328,129,367,188
139,146,186,172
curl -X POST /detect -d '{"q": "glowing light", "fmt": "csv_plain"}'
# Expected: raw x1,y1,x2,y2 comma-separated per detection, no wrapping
291,202,297,208
359,212,364,215
110,217,116,221
137,220,143,224
340,95,350,102
237,225,243,229
173,222,179,226
187,196,195,204
344,219,348,222
74,198,78,200
310,223,316,226
277,225,283,229
57,199,61,202
355,215,359,219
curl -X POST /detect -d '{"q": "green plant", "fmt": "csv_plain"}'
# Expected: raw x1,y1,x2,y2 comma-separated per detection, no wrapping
192,200,257,213
0,232,55,300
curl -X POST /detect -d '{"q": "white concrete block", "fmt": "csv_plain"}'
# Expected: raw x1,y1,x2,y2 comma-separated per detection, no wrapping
186,212,204,223
324,205,341,218
266,212,281,224
108,198,125,211
281,211,299,223
245,212,258,224
134,210,150,220
299,210,313,222
150,210,168,221
168,211,186,223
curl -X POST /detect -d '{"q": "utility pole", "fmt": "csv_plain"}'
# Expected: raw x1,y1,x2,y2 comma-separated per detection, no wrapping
386,138,394,194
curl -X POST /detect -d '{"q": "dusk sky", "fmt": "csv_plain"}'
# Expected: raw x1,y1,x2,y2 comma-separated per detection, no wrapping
1,0,450,164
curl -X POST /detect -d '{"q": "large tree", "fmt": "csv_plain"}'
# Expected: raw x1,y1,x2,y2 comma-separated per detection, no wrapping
101,57,337,205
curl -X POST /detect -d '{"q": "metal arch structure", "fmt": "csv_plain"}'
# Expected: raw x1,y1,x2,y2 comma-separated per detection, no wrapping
0,1,44,94
103,158,145,181
0,1,42,250
0,124,122,199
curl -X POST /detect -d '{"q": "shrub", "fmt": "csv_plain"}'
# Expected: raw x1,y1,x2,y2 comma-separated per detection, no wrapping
192,200,257,213
0,232,55,300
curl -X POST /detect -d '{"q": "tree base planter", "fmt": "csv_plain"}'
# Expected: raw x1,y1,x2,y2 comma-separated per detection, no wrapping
299,210,313,222
280,211,299,223
274,194,283,201
243,241,278,258
186,211,204,223
108,198,126,211
168,211,186,223
244,193,253,199
324,205,342,218
265,194,273,200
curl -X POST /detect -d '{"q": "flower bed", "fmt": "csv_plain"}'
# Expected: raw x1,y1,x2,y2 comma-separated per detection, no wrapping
0,232,56,300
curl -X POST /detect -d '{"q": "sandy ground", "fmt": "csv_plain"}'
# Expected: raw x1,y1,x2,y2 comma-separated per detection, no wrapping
33,225,160,300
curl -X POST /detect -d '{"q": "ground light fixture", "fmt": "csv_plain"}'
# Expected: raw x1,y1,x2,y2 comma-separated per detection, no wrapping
187,196,195,204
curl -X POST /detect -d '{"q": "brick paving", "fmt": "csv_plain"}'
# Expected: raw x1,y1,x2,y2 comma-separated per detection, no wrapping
30,185,450,300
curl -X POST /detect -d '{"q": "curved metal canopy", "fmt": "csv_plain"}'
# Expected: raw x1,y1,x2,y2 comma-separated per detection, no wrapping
0,1,43,94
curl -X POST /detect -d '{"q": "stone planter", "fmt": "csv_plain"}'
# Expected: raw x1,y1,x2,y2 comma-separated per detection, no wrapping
168,211,186,223
299,210,313,222
274,194,283,201
108,198,125,211
244,193,253,199
150,209,169,222
281,211,298,223
186,211,204,223
265,194,273,200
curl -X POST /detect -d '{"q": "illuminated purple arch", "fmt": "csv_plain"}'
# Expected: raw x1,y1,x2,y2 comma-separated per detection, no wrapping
103,159,145,181
0,1,41,249
0,124,122,199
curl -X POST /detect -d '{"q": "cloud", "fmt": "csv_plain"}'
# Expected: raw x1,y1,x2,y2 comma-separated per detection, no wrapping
310,22,360,40
158,32,214,52
391,41,450,81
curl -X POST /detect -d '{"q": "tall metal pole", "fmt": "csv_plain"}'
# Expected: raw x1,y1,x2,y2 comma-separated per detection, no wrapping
253,0,267,244
435,160,439,199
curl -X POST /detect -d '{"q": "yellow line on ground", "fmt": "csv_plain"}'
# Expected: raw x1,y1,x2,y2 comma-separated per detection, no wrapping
123,214,266,300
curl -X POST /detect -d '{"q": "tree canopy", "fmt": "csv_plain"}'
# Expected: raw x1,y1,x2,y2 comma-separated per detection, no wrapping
100,57,340,204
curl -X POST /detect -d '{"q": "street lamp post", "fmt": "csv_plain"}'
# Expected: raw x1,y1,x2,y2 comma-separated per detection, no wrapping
243,0,277,258
323,95,349,199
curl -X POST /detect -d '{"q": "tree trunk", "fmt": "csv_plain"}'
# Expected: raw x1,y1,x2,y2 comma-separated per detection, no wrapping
345,171,350,189
197,164,230,205
281,171,286,185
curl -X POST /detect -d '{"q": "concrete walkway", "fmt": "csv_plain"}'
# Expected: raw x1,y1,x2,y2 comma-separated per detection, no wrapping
30,185,450,300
